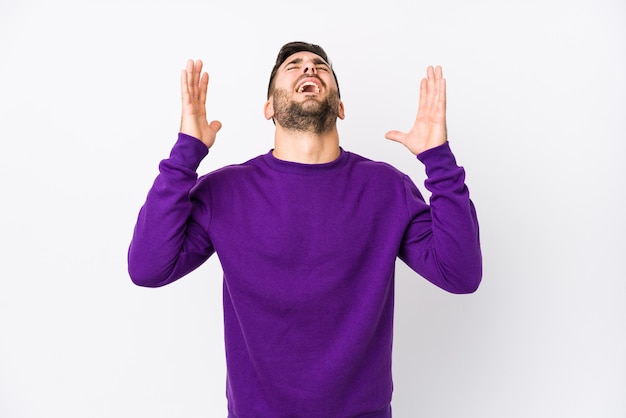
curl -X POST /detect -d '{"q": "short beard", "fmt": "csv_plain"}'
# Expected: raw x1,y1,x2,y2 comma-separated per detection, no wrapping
271,88,340,135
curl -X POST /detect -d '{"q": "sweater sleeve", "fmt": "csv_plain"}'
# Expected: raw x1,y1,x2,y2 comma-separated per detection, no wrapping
127,133,216,287
398,142,482,294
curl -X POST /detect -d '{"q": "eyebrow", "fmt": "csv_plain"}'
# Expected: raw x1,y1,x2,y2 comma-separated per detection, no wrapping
283,57,330,68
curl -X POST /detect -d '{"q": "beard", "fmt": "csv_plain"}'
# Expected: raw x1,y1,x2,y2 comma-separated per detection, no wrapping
271,88,341,135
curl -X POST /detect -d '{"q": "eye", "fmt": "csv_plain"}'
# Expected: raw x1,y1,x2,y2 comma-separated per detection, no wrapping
316,66,329,72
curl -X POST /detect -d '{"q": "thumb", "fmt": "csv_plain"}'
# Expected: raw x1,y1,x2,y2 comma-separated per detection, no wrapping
384,130,405,144
209,120,223,133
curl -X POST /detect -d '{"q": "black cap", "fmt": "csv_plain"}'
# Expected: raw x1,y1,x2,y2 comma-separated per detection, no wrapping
267,41,340,98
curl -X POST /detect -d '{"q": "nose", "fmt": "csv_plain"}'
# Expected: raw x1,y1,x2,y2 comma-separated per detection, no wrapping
303,61,317,74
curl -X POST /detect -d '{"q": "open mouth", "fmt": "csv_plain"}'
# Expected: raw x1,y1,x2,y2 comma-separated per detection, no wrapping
296,79,321,94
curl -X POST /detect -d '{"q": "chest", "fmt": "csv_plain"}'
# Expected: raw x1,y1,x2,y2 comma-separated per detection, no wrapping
207,173,405,263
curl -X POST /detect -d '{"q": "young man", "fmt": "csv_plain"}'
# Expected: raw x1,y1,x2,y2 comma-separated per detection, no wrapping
128,41,482,418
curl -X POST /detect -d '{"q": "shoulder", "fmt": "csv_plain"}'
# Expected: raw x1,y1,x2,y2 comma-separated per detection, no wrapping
203,155,264,179
341,151,416,200
190,154,266,196
345,151,407,179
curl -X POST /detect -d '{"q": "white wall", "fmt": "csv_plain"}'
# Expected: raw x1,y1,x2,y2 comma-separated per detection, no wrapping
1,0,624,417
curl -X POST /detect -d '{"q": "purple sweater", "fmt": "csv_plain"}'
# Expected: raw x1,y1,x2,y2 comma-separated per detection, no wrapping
128,133,481,418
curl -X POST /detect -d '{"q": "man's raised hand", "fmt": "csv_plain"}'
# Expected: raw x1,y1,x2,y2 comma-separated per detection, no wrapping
385,66,447,155
180,59,222,148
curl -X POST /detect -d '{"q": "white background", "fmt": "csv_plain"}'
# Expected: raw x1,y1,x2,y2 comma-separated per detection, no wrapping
1,0,624,417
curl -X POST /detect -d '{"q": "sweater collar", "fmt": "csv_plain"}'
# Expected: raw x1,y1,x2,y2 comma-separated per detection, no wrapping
261,148,349,175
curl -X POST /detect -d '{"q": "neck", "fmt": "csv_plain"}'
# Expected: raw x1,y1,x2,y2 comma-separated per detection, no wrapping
272,125,341,164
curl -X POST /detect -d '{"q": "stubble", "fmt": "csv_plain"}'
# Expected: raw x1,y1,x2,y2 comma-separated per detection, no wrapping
271,88,341,135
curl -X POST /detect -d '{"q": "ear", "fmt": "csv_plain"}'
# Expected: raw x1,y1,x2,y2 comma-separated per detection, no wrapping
264,99,275,120
337,100,345,120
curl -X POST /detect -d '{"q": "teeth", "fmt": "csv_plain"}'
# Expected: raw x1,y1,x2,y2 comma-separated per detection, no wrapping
297,81,320,93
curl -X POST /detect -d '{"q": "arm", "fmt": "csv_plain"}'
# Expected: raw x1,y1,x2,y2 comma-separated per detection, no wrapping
127,60,222,287
388,66,482,293
399,144,482,294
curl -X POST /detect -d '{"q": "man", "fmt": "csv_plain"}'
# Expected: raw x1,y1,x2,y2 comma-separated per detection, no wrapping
128,41,482,418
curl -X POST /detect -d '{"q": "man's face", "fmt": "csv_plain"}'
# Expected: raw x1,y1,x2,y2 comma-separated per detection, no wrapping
266,51,344,133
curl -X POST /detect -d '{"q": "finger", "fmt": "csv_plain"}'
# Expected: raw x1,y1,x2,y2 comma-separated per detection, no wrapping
427,65,436,87
421,66,434,111
384,130,407,144
199,72,209,106
435,65,443,80
186,59,194,84
209,120,222,133
433,66,446,116
183,59,194,98
417,77,427,115
189,60,198,98
181,66,191,104
427,65,435,79
193,60,203,95
438,77,447,114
